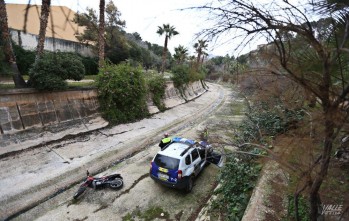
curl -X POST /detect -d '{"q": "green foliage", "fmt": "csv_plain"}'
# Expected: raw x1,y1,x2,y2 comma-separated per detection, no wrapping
80,56,98,75
29,52,85,91
146,73,166,111
171,64,206,98
171,65,190,86
0,46,11,76
171,65,190,97
211,154,261,220
97,62,149,124
73,3,162,69
139,207,169,221
13,42,97,76
122,213,135,221
194,66,207,81
105,32,130,64
12,43,35,75
237,102,304,143
285,195,310,221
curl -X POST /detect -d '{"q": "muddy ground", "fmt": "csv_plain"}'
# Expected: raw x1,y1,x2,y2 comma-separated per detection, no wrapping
1,83,248,221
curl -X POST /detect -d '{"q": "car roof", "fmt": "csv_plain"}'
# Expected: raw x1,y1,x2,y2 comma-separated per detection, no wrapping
158,142,191,159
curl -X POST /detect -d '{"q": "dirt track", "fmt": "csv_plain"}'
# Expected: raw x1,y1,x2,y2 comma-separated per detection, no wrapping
0,83,243,220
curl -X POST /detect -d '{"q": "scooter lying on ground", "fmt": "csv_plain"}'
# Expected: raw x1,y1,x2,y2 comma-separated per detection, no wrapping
73,170,123,199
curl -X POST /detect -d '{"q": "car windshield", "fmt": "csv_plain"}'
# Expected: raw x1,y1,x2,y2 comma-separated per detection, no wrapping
154,154,180,170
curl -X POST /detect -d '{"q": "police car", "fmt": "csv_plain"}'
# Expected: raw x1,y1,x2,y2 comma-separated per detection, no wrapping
149,137,223,192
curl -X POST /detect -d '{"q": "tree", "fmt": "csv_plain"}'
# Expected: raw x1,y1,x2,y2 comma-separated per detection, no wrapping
73,8,99,45
193,39,208,69
74,1,127,65
132,32,142,41
173,45,188,64
98,0,105,67
0,0,26,87
197,1,349,220
156,24,179,73
36,0,51,60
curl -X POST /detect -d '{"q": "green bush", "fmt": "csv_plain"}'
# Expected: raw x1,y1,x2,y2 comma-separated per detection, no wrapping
211,154,261,220
236,102,304,143
28,52,85,91
97,62,149,124
190,66,206,82
80,56,98,75
285,195,310,221
13,43,35,75
171,65,190,88
147,73,166,111
0,46,11,76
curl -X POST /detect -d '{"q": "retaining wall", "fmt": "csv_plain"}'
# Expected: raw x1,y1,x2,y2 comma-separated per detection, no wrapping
0,88,99,134
0,81,207,150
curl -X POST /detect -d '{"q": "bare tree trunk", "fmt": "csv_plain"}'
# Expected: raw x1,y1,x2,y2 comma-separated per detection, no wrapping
0,0,26,88
309,114,334,220
161,35,168,74
98,0,105,68
36,0,50,60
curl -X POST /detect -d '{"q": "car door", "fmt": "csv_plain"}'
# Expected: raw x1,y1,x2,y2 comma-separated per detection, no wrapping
190,149,202,176
206,150,224,168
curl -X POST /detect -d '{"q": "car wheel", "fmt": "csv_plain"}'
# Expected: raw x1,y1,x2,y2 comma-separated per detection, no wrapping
185,176,194,193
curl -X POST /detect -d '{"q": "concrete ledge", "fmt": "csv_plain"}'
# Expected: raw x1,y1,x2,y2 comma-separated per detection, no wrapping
0,81,207,155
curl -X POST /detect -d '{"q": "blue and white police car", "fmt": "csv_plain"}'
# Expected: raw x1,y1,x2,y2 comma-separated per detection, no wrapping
150,137,223,192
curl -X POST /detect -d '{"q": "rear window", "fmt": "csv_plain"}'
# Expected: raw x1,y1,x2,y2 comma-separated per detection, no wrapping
154,154,180,170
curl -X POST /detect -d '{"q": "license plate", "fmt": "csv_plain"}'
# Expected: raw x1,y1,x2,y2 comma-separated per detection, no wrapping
158,173,169,180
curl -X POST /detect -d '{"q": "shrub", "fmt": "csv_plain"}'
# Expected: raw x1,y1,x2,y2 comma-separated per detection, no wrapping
286,195,310,221
147,73,166,111
211,154,261,220
80,55,98,75
97,62,149,124
171,65,190,88
171,65,190,98
29,52,85,91
0,46,11,76
235,102,304,143
13,43,35,75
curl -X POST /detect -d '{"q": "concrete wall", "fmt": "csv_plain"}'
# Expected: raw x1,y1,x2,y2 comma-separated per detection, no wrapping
0,81,207,145
10,29,94,57
0,88,99,135
148,81,207,114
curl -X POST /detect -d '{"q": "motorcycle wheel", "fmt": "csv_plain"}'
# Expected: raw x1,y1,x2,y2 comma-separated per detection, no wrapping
73,186,87,199
109,178,123,190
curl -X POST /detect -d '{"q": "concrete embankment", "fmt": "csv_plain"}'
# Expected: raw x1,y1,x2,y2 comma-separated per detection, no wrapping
0,81,207,156
0,82,221,221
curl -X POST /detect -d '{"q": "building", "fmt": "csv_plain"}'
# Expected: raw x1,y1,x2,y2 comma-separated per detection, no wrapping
6,3,93,57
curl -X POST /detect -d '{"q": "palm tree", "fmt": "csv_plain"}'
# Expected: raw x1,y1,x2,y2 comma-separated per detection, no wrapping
156,24,179,73
188,55,196,68
0,0,26,87
36,0,51,60
173,45,188,64
201,51,208,65
193,39,208,69
98,0,105,67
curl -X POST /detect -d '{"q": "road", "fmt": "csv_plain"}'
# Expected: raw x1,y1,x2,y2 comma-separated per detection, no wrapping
1,83,242,221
